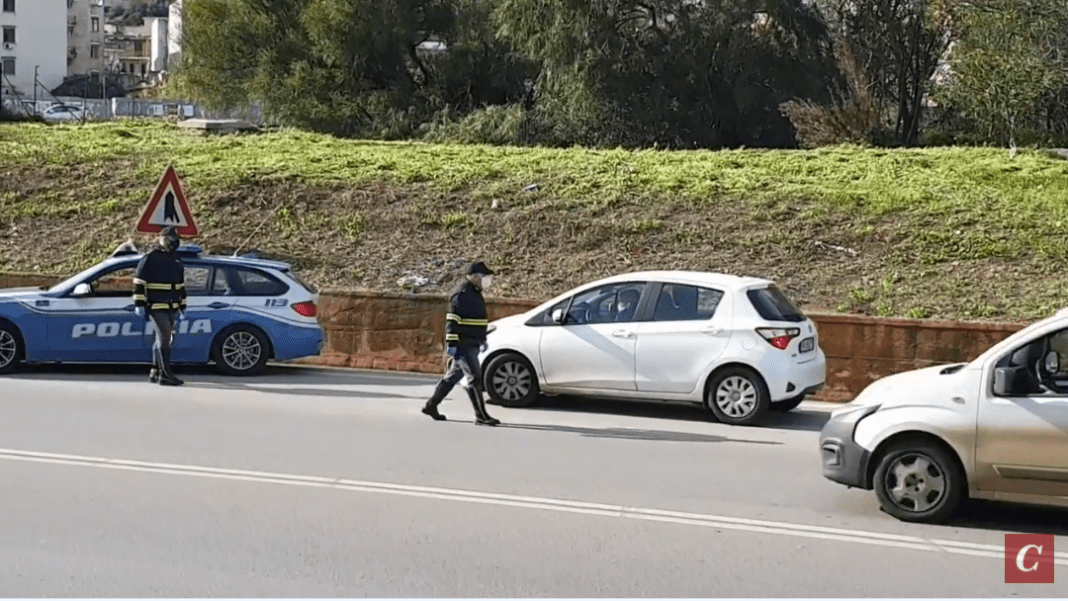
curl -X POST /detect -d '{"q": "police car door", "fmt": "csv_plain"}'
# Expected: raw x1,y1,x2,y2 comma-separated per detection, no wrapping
45,263,151,362
169,263,233,362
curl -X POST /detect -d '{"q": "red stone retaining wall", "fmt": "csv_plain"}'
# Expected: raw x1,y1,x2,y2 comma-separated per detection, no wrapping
0,272,1028,402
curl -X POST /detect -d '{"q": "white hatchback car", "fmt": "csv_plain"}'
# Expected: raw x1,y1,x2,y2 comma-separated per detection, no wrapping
479,271,827,425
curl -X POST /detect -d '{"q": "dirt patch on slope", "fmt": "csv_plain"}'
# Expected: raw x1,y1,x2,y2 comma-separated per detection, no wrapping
0,161,1036,321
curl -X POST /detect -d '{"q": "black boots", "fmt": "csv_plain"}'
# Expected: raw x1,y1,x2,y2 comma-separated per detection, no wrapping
468,386,500,427
159,373,184,386
421,405,446,421
153,362,184,386
152,342,183,386
422,380,450,421
421,380,500,426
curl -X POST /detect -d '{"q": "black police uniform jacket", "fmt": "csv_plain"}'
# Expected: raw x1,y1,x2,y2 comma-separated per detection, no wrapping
445,281,488,349
132,248,187,312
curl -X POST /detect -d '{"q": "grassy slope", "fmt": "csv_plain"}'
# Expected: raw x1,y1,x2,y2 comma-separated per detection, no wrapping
1,120,1067,322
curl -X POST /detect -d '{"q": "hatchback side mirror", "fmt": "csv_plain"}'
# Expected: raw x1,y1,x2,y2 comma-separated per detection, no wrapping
72,283,92,297
551,308,566,324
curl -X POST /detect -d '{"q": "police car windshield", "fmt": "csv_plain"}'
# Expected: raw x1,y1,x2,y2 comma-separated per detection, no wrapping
47,260,124,293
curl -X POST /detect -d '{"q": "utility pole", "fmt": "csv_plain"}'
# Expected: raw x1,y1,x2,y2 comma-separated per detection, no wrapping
101,46,107,119
33,65,38,114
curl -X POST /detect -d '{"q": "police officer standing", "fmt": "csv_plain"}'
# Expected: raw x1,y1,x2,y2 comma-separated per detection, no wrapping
422,261,501,426
132,226,187,386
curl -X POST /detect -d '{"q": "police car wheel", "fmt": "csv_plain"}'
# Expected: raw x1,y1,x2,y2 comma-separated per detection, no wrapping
0,323,22,374
484,352,540,408
212,326,269,376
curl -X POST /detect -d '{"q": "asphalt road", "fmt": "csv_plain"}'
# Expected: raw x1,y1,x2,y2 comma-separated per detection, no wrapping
2,363,1068,597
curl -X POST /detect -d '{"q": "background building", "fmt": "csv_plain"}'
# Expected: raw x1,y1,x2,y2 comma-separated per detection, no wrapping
66,0,106,78
101,0,169,91
0,0,66,103
0,0,67,100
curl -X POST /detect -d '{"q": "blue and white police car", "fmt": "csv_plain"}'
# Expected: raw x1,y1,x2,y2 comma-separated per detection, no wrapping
0,244,325,376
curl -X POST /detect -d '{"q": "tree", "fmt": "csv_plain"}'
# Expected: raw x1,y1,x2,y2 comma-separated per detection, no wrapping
174,0,527,137
820,0,955,146
935,0,1066,149
493,0,846,149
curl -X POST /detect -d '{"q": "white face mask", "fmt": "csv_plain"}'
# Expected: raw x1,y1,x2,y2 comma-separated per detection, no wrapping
481,275,492,289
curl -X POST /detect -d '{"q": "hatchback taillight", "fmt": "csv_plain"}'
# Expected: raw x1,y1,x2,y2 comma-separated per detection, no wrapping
292,301,317,317
756,327,800,350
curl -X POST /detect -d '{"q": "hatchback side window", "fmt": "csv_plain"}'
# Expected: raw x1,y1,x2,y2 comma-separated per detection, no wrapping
564,283,646,325
652,284,723,321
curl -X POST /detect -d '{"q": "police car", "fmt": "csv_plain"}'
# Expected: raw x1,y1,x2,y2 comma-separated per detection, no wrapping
0,244,325,376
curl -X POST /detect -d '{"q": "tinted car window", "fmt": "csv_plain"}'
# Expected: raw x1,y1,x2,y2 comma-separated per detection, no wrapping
652,284,724,321
184,266,213,296
212,268,231,294
214,266,288,296
237,268,286,295
747,285,805,322
565,283,646,325
87,266,136,297
286,270,318,294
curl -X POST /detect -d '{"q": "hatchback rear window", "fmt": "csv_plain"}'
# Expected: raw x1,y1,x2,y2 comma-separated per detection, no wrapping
747,286,805,322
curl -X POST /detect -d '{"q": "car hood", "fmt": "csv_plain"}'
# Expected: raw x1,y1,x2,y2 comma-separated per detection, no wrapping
489,312,529,330
0,287,45,300
831,362,970,417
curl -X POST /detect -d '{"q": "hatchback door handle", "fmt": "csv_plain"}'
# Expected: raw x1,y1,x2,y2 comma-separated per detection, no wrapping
612,329,634,338
703,326,724,335
208,302,228,309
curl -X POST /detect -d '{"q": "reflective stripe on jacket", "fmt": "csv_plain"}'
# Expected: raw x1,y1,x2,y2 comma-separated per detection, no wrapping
133,248,187,312
444,281,487,348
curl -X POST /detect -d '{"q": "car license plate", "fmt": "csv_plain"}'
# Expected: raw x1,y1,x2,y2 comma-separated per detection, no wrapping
800,337,814,353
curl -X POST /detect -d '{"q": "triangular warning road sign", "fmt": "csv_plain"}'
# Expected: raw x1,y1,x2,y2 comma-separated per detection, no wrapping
136,165,199,237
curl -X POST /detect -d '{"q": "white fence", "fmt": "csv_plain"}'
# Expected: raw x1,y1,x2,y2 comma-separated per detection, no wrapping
2,95,265,124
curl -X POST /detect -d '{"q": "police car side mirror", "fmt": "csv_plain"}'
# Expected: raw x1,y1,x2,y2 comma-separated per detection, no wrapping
72,283,92,297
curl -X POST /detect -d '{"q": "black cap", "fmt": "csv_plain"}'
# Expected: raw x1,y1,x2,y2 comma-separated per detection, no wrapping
160,226,180,239
466,261,494,276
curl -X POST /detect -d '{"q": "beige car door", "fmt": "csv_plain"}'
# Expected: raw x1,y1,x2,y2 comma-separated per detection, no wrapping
974,328,1068,498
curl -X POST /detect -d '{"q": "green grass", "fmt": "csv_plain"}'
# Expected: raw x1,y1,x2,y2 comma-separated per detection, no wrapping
2,119,1068,321
4,121,1065,218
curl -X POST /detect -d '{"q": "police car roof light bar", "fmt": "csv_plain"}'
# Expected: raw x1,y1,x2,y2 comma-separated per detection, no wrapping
177,244,203,256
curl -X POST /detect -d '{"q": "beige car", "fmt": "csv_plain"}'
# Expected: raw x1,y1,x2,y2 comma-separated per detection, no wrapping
820,308,1068,523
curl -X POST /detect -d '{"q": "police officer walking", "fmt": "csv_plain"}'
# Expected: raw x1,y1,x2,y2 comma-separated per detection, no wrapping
422,261,501,426
132,226,188,386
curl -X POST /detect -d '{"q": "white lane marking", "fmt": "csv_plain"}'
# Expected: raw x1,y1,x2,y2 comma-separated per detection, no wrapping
1,447,1065,564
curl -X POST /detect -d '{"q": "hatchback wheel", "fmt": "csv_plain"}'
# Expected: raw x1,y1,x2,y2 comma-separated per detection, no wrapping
705,366,770,426
873,440,966,524
484,352,540,408
0,323,23,374
212,326,269,376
